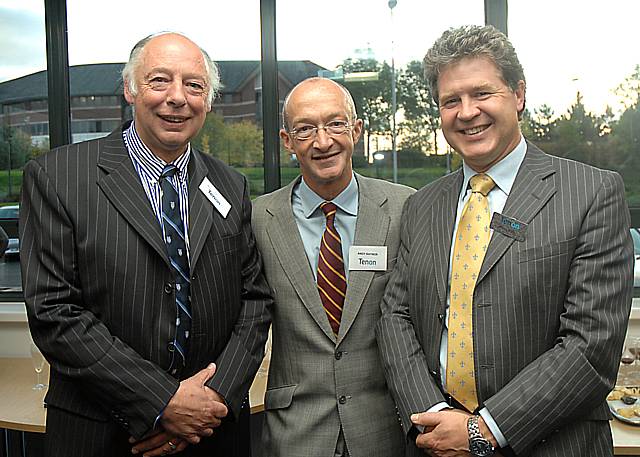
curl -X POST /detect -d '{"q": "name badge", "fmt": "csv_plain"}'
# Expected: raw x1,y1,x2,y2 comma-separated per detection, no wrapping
490,213,527,242
348,246,387,271
199,177,231,218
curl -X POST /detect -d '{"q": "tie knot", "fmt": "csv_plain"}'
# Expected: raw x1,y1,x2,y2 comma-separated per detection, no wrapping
320,201,338,219
470,174,495,196
160,164,178,180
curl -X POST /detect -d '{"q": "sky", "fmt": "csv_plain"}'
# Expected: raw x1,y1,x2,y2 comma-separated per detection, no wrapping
1,0,639,119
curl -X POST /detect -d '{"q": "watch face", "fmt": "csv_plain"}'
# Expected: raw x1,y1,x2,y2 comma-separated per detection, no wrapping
470,438,494,456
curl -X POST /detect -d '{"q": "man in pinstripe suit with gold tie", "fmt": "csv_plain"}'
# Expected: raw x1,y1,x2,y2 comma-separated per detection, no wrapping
376,25,634,456
20,32,271,456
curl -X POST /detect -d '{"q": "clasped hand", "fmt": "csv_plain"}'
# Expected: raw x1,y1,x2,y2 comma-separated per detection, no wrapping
131,363,228,456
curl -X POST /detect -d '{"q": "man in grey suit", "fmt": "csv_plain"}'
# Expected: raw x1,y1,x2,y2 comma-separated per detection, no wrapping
376,25,634,457
20,32,271,456
252,77,413,457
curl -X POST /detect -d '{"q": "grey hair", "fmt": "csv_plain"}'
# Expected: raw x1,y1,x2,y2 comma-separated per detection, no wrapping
121,31,220,110
424,25,525,108
281,77,358,130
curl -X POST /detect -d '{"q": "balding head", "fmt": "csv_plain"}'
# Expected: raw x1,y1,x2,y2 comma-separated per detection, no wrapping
282,77,357,131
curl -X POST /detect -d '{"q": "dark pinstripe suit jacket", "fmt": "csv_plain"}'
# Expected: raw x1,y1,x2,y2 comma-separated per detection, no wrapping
20,124,272,455
376,142,634,456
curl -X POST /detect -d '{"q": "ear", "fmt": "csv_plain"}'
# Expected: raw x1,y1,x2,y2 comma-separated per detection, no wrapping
514,80,526,113
124,80,135,105
279,129,294,153
351,118,364,144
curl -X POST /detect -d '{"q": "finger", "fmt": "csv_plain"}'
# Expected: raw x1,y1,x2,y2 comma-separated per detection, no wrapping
173,441,189,454
411,411,440,427
184,434,201,445
132,433,171,454
210,401,228,419
195,363,216,386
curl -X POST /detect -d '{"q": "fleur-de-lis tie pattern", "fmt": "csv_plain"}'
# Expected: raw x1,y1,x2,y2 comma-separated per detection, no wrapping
160,164,191,374
446,173,495,412
317,202,346,336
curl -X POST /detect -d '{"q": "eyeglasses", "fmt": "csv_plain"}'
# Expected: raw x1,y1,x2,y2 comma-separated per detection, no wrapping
288,120,353,141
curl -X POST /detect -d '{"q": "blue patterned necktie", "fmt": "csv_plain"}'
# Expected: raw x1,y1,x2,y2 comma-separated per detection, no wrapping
160,164,191,374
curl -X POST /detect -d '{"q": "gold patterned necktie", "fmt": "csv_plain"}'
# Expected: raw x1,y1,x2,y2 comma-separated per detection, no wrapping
446,173,495,412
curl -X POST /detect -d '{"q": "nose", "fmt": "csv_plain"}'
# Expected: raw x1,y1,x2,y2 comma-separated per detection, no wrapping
166,80,187,107
313,127,334,150
458,97,480,121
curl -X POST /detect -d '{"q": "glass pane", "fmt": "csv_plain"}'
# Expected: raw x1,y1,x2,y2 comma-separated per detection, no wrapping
509,0,640,294
276,0,484,189
66,0,265,196
0,1,48,294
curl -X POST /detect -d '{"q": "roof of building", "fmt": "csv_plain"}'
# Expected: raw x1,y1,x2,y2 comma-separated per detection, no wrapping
0,61,326,105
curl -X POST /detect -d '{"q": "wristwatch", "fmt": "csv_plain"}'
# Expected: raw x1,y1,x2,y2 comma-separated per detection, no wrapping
467,415,495,457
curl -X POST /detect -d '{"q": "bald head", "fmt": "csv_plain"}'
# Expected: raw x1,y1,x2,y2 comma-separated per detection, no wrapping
122,32,220,110
282,78,357,131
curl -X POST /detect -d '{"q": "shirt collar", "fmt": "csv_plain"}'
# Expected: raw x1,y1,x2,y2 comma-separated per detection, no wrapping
297,174,359,219
461,135,527,196
123,121,191,182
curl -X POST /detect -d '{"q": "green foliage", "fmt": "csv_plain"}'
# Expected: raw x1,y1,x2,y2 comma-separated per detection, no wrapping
192,112,263,167
397,60,440,154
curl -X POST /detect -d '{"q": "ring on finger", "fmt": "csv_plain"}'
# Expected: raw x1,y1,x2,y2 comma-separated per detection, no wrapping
167,440,177,451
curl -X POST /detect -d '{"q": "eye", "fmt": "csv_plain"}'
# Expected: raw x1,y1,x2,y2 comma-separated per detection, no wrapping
147,76,169,90
295,125,315,133
186,81,205,93
475,91,491,99
441,97,459,108
327,120,348,128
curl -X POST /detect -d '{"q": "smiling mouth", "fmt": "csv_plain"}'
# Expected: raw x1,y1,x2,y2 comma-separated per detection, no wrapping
461,125,489,135
313,151,340,160
159,115,189,124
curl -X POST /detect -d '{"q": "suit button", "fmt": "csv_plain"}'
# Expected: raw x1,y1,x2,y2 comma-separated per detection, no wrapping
164,283,173,294
191,274,197,281
437,313,444,321
338,395,347,404
335,351,342,360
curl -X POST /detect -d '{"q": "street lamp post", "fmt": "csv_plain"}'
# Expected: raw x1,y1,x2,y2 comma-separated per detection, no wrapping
388,0,398,183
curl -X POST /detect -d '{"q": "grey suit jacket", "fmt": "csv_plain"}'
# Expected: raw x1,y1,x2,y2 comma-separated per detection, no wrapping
20,124,272,455
252,174,414,457
376,142,634,457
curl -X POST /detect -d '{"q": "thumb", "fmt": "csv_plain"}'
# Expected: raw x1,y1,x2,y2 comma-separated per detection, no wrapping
411,411,439,427
196,363,217,386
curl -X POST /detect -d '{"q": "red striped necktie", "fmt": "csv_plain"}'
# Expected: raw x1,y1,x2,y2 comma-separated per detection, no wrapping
317,202,346,336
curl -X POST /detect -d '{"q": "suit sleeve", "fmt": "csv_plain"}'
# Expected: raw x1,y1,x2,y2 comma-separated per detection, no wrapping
484,171,634,454
376,195,447,436
20,159,180,438
206,177,272,419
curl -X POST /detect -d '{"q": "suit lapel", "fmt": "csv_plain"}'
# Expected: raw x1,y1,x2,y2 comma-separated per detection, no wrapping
187,151,214,268
265,178,336,340
477,142,556,284
337,175,390,343
97,128,169,266
432,170,463,310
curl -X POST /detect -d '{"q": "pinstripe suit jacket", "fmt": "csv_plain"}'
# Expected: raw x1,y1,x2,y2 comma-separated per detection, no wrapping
376,142,634,456
20,124,272,455
252,174,413,457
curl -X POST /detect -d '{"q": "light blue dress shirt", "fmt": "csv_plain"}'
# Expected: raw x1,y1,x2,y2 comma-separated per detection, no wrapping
433,136,527,448
291,174,359,279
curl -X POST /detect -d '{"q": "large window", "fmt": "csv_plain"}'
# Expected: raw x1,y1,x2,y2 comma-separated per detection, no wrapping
276,0,484,188
66,0,268,195
0,0,48,292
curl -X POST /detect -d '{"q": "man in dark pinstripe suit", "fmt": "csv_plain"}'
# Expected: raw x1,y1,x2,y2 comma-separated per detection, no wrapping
20,32,271,456
376,25,634,457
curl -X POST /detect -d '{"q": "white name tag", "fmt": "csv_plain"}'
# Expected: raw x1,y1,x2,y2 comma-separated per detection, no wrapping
199,177,231,218
348,245,387,271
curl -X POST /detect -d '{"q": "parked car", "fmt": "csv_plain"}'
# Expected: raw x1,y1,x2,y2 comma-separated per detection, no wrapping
0,205,19,260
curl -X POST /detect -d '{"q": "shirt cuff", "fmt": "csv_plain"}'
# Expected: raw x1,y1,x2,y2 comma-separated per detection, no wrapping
428,401,452,413
478,407,508,448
